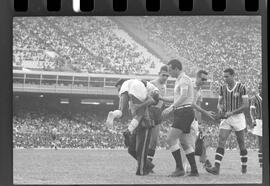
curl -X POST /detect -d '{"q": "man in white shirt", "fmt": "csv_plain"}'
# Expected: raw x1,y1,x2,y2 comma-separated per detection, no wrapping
161,59,199,177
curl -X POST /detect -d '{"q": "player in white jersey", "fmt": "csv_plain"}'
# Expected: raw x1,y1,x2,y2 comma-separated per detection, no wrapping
206,68,249,175
106,79,159,175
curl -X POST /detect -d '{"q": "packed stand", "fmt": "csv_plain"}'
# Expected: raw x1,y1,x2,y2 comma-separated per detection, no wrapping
13,17,157,74
140,16,261,94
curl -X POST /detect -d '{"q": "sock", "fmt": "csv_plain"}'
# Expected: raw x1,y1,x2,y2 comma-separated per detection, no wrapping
240,149,248,170
171,149,184,170
186,152,198,173
147,149,155,162
258,149,262,167
214,147,225,168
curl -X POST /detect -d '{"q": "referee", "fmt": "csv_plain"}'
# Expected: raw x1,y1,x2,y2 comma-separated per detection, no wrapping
161,59,199,177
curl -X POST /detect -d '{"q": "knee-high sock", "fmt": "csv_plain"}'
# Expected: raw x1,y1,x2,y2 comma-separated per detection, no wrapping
186,152,198,173
147,149,155,161
240,149,248,170
170,144,184,170
214,147,225,168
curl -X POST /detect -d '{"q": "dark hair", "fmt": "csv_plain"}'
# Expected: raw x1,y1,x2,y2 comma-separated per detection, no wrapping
159,65,169,74
115,79,127,87
224,68,235,76
197,70,208,77
167,59,182,71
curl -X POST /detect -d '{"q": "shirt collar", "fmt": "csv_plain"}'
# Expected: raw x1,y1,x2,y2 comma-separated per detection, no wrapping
177,72,185,80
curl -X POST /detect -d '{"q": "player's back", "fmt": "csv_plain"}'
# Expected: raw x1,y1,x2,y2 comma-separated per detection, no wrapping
119,79,148,102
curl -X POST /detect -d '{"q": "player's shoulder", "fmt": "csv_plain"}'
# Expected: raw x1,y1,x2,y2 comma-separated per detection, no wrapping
237,82,246,89
181,74,192,84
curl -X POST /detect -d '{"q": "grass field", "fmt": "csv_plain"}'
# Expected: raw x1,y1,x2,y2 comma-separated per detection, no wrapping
13,148,262,184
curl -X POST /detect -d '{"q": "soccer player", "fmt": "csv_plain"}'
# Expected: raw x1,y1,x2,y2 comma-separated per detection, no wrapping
250,83,262,167
184,70,215,172
106,79,159,175
51,126,58,150
161,59,199,177
147,65,169,165
206,68,249,175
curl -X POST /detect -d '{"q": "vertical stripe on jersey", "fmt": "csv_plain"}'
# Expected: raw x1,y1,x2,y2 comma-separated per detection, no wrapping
221,82,246,112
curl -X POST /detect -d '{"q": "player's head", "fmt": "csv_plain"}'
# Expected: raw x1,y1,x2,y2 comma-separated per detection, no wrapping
196,70,208,87
223,68,235,85
167,59,183,78
115,78,128,92
158,65,169,84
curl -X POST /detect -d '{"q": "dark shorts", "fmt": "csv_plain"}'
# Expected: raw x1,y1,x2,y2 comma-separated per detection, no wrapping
172,107,195,133
149,106,163,125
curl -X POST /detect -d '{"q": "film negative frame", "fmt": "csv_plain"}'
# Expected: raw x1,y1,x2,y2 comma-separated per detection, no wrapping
0,0,268,185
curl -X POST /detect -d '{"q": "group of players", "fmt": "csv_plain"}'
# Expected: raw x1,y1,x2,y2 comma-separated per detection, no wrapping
106,59,263,177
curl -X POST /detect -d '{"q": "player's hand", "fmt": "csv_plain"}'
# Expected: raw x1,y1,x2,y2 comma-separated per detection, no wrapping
217,105,223,113
106,111,114,129
161,106,173,119
225,111,233,118
251,120,257,128
204,111,216,120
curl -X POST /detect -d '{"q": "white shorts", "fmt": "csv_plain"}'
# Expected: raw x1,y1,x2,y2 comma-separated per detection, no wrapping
252,119,262,137
219,113,246,131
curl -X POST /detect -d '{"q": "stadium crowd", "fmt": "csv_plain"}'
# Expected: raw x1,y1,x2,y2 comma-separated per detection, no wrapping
13,17,156,74
140,16,261,94
13,109,258,150
13,17,261,94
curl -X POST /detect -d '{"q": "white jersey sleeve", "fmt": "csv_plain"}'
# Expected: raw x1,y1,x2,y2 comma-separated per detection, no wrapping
119,79,148,102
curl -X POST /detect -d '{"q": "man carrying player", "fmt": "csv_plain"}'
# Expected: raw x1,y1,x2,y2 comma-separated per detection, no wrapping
250,82,263,168
161,59,199,177
206,68,249,175
106,79,159,175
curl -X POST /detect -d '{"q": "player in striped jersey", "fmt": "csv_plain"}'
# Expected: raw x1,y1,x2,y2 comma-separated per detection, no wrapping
206,68,249,175
250,83,262,167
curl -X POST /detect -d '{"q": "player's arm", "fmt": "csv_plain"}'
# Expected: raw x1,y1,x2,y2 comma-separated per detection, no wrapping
249,98,256,123
192,102,215,120
231,87,249,115
159,95,174,102
231,98,249,115
217,86,224,112
132,95,155,110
